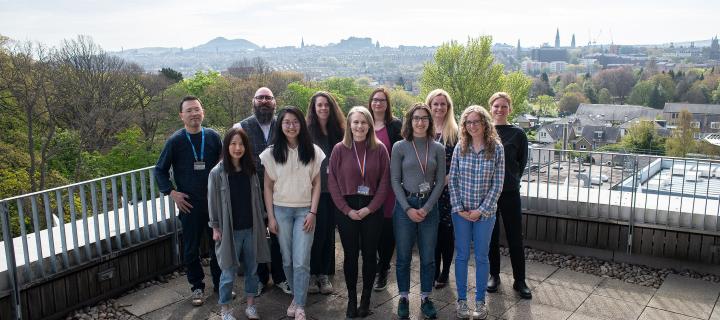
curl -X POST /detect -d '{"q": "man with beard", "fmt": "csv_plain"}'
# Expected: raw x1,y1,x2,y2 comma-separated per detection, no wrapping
234,87,291,296
156,96,223,306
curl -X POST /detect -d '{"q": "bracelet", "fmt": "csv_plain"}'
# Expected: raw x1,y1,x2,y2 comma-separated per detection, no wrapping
309,211,316,215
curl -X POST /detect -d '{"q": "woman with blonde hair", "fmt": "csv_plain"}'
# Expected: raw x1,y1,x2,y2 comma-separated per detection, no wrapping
448,105,504,319
425,89,459,289
328,106,390,318
486,92,531,299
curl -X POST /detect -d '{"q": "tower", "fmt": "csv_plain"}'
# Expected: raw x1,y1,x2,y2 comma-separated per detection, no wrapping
555,28,560,48
517,39,521,58
571,34,576,48
301,37,305,48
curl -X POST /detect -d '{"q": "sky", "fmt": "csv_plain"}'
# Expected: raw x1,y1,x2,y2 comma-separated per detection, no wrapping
1,0,718,51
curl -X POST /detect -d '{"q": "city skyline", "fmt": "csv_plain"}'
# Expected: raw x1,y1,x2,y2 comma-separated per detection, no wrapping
1,0,718,51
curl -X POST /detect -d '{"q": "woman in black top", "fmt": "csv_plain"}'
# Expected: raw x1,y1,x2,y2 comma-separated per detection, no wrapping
306,91,346,294
487,92,532,299
364,87,403,291
425,89,459,289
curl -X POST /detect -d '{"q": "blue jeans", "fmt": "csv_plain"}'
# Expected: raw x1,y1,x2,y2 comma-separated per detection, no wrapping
218,229,258,304
393,196,439,295
452,213,496,302
274,205,315,306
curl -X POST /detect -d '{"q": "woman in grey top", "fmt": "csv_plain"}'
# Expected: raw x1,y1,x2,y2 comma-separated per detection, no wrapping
391,103,446,319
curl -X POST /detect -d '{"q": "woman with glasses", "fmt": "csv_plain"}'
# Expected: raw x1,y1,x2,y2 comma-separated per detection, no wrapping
260,107,325,320
449,106,505,320
425,89,459,289
328,106,390,318
208,127,271,320
391,103,446,319
306,92,346,295
365,87,403,292
487,92,531,299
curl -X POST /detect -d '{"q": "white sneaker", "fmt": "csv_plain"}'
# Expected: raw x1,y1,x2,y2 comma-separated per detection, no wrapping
221,308,237,320
473,301,488,319
277,280,292,295
295,307,306,320
308,275,320,294
456,300,470,319
244,305,260,320
255,281,263,297
318,275,333,294
191,289,204,306
287,300,298,317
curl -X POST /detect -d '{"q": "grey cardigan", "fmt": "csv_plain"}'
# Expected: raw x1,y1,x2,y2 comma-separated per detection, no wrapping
207,162,271,269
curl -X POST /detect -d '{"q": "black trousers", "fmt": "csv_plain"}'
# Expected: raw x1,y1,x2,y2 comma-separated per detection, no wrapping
376,216,395,274
257,230,286,285
489,191,526,281
336,195,383,295
310,193,336,275
434,222,454,281
178,205,221,292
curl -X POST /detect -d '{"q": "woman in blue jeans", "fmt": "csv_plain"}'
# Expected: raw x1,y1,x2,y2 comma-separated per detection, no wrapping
448,105,505,320
261,107,325,320
208,127,271,320
390,103,446,319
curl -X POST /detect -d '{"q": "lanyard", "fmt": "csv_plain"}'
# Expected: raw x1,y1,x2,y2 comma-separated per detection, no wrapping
352,141,367,179
184,127,205,162
411,138,429,176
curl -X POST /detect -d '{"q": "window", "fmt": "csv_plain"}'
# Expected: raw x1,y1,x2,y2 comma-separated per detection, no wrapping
671,113,678,119
579,144,587,150
594,131,603,139
540,132,547,138
694,132,702,139
691,121,700,128
711,122,720,129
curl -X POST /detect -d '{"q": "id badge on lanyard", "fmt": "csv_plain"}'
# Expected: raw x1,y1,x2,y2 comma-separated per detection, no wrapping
186,128,206,171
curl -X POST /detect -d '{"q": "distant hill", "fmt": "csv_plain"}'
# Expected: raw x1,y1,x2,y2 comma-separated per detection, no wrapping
190,37,260,52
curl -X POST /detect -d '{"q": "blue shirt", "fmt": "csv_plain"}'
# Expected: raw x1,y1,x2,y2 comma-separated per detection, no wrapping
448,142,505,217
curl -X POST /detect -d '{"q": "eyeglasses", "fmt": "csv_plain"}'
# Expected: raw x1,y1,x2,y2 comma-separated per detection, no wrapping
412,116,430,122
254,95,275,101
282,121,300,128
371,98,387,103
465,120,483,127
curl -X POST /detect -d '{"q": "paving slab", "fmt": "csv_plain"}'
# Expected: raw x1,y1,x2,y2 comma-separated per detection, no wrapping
648,274,720,319
592,278,656,306
493,272,542,299
502,299,573,320
638,307,703,320
117,284,185,317
573,294,645,320
375,292,450,320
546,269,604,293
503,260,559,282
303,293,349,320
530,282,590,312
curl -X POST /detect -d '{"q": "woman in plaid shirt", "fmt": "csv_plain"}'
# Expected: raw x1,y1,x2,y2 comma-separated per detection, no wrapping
448,105,505,320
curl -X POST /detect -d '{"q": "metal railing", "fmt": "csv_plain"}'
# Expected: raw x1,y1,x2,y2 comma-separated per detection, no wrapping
522,148,720,252
0,166,179,319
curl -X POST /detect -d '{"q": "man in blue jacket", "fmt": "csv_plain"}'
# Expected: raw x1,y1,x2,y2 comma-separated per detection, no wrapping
155,96,222,306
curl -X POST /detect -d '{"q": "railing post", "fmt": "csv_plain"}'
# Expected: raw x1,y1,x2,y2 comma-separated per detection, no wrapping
1,202,22,320
627,155,638,254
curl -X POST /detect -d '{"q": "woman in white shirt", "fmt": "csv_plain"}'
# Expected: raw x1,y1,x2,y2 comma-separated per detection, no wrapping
260,107,325,320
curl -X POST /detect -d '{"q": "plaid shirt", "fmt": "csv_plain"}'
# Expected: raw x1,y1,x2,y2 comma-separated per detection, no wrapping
448,142,505,217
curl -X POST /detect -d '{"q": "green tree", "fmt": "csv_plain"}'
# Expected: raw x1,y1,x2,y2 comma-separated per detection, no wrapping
533,95,558,116
648,84,666,109
181,70,221,97
280,82,317,114
712,82,720,103
420,36,531,119
583,81,598,104
665,110,697,157
620,121,665,154
597,88,612,104
160,67,183,83
558,92,587,114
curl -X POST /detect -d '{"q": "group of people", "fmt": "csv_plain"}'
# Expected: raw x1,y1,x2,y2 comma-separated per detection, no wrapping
155,86,530,320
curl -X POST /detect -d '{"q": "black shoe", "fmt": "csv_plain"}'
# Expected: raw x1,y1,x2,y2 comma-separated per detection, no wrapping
513,281,532,299
487,274,500,293
420,297,438,319
397,297,410,319
346,295,358,318
358,294,371,317
434,274,448,289
374,270,388,291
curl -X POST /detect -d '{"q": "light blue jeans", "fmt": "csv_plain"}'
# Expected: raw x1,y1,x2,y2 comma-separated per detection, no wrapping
274,205,315,306
218,229,258,304
453,213,496,302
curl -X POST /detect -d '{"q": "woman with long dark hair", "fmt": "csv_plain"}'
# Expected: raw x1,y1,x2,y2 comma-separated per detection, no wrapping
425,89,459,289
487,92,531,299
391,103,446,319
328,106,390,318
364,87,403,291
449,106,505,319
208,127,271,320
260,107,325,320
306,91,346,294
